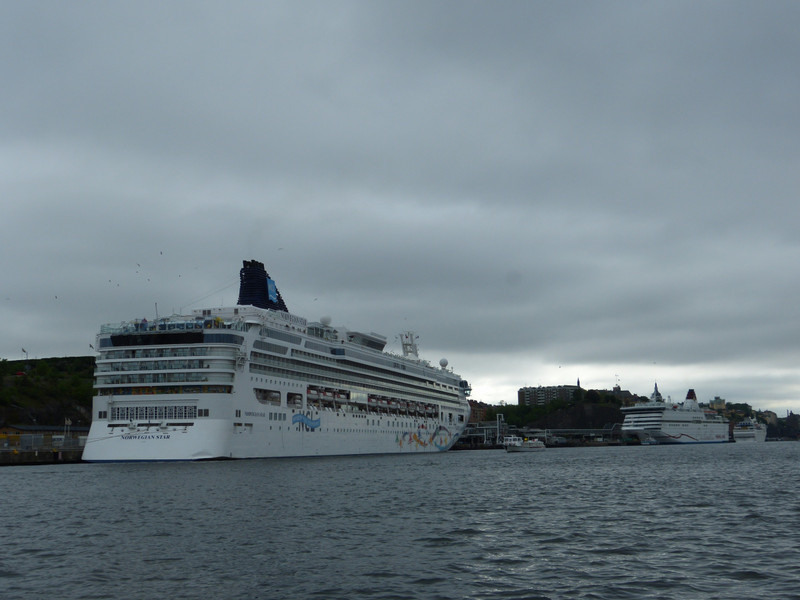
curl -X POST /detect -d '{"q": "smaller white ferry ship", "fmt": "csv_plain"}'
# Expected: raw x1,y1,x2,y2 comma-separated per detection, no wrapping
621,385,730,444
732,419,767,442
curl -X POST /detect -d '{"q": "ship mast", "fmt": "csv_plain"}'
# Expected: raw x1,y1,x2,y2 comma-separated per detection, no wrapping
400,331,419,358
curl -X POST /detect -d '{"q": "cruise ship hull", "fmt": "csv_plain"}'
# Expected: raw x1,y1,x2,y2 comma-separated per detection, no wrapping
83,419,230,461
83,397,462,461
625,425,730,445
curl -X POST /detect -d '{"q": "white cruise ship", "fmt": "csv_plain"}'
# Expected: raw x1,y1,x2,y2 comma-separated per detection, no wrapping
82,260,471,461
732,419,767,442
621,385,730,444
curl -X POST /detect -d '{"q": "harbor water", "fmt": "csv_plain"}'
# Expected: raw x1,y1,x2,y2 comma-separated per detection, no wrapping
1,442,798,599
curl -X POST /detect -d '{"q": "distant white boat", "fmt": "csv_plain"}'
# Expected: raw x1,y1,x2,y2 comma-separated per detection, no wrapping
733,419,767,442
503,435,545,452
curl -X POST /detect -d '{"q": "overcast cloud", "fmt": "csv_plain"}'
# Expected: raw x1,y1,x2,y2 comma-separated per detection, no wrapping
2,1,799,413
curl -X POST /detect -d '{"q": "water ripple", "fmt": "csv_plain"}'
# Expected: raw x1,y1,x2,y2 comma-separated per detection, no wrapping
1,444,799,599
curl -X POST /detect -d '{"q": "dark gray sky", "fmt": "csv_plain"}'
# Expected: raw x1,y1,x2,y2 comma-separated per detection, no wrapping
3,1,799,413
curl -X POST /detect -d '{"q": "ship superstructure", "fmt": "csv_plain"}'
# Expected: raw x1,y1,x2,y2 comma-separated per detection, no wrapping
621,385,730,444
82,260,471,461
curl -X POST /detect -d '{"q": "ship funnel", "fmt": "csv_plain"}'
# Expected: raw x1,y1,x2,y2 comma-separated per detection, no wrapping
237,260,289,312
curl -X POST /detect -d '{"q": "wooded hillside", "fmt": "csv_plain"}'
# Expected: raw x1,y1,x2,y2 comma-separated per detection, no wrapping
0,357,94,427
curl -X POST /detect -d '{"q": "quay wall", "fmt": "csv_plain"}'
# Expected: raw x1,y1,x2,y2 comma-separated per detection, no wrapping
0,448,84,466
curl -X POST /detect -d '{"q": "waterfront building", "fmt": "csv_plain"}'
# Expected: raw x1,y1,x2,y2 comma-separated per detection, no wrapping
709,396,727,411
518,384,581,407
468,399,490,422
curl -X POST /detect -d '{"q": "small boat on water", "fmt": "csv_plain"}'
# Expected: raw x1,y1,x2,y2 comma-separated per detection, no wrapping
503,435,546,452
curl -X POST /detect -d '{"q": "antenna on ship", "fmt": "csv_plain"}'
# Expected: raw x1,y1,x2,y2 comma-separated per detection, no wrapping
400,331,419,358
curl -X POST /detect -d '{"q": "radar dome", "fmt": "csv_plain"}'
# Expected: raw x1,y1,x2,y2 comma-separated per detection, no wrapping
320,316,332,326
439,358,448,368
